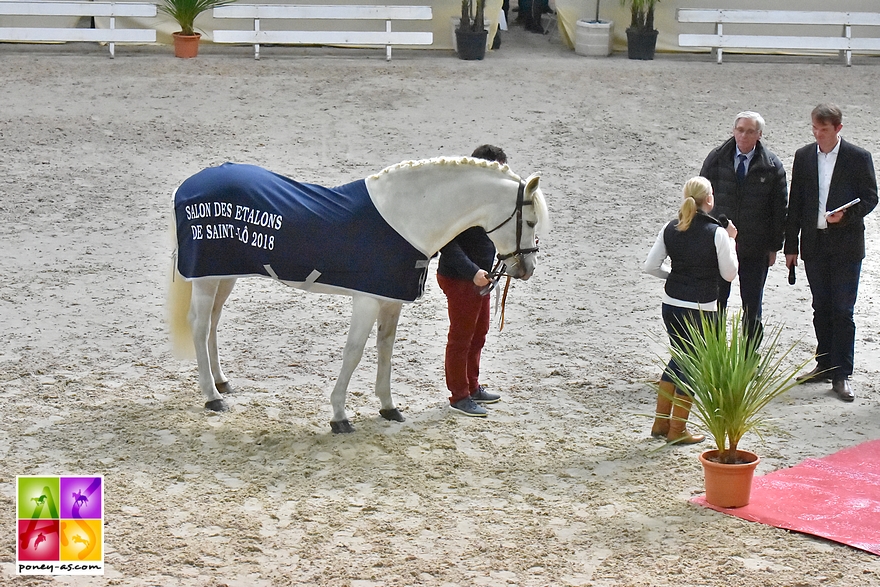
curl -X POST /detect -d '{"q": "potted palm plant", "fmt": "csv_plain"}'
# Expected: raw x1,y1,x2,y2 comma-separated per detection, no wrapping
621,0,658,60
659,311,811,508
159,0,235,58
455,0,488,60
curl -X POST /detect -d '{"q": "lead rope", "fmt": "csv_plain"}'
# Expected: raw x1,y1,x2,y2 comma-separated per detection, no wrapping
497,275,512,331
482,259,508,329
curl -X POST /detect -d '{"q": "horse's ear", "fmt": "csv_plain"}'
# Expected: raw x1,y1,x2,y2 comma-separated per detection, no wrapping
525,173,540,193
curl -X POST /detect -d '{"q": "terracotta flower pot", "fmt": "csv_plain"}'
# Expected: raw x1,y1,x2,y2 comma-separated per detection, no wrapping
699,449,760,508
172,32,201,58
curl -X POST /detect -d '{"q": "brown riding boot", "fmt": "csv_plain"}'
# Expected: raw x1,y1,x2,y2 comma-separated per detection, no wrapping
651,380,675,437
666,396,705,445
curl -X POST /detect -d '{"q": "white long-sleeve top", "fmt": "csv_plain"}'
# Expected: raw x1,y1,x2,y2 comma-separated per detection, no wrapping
643,223,739,311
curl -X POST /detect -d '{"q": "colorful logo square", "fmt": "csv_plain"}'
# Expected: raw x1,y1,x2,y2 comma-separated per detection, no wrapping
16,476,104,575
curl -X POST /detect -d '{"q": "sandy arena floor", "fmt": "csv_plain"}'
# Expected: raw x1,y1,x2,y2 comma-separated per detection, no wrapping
1,24,879,587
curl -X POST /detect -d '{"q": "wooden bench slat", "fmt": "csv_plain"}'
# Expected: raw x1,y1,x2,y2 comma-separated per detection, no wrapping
850,38,880,50
0,2,157,18
214,30,432,45
0,27,156,43
214,5,432,20
677,10,880,26
679,34,853,51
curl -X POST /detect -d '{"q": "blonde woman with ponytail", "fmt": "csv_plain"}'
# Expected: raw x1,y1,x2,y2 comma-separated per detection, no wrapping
643,177,738,444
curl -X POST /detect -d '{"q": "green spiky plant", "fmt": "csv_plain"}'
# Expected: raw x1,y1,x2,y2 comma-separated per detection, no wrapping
621,0,657,32
159,0,235,36
459,0,486,33
661,311,811,464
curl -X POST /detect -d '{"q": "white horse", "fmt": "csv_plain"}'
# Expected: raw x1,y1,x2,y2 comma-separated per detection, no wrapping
167,157,549,433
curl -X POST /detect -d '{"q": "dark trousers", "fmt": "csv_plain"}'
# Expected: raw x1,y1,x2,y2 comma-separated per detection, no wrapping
517,0,548,31
803,253,862,380
718,254,769,338
659,304,715,396
438,273,491,404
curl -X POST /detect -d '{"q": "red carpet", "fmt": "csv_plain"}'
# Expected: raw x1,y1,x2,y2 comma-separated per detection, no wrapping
691,439,880,555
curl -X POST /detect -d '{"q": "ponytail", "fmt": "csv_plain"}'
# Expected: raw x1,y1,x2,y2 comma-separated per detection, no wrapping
677,198,697,231
676,176,713,232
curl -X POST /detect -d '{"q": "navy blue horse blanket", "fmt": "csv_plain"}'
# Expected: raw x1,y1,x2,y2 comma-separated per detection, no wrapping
175,163,430,302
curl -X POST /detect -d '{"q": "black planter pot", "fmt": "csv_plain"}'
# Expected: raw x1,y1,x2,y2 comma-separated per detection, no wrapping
626,27,658,60
455,28,488,60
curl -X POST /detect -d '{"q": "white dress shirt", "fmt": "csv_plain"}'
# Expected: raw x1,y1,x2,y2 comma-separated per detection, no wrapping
817,138,841,229
735,147,755,175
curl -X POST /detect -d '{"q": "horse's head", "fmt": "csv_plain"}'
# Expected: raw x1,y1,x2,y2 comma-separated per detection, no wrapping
486,173,548,280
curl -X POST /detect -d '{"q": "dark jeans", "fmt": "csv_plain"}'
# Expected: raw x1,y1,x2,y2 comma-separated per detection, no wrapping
718,254,769,339
517,0,549,31
659,304,716,396
803,254,862,380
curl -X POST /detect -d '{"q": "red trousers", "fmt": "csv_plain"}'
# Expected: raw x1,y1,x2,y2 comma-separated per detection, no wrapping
437,273,491,404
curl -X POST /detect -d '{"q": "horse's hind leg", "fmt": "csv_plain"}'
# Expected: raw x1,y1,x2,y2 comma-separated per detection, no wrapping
329,295,380,433
190,278,236,411
208,278,237,396
376,301,404,423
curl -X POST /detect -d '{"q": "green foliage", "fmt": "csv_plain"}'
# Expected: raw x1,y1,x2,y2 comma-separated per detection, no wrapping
460,0,486,33
662,311,811,464
621,0,658,31
159,0,236,36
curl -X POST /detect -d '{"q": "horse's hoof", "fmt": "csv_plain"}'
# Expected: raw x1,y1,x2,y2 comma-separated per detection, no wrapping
205,399,229,412
215,381,235,395
330,420,355,434
379,408,405,422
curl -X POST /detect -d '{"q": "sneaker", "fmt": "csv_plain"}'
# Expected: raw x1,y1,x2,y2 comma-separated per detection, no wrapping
450,398,488,417
470,385,501,404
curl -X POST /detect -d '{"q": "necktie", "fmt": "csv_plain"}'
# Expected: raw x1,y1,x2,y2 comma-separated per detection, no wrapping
736,154,747,182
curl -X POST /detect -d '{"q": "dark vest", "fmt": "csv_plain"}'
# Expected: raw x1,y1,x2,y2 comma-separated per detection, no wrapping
663,213,722,304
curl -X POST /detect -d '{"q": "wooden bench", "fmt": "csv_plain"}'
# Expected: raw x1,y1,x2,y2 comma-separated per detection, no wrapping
0,1,157,57
677,9,880,66
213,4,433,61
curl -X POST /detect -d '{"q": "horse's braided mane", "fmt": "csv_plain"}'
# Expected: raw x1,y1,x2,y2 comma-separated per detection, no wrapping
369,156,521,182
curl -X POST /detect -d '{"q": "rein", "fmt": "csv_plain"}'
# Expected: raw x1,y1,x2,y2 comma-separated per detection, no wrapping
479,259,512,331
481,179,539,331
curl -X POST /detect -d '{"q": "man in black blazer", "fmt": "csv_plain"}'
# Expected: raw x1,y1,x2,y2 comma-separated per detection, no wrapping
784,103,878,402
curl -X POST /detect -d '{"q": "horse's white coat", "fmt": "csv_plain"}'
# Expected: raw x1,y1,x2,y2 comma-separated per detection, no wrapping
367,157,548,259
167,157,548,430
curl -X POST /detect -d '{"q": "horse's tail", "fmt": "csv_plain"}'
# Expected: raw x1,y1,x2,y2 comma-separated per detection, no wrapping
167,191,195,360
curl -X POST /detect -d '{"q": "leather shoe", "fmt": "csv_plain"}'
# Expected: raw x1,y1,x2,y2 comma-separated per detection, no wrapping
796,365,832,383
832,378,855,402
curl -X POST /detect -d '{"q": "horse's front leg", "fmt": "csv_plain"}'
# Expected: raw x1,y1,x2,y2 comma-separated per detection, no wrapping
329,295,380,433
375,301,404,423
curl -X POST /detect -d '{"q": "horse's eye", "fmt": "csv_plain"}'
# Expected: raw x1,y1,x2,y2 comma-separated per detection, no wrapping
526,221,536,228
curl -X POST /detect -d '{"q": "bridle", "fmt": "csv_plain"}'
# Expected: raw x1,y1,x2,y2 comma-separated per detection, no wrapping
484,179,539,280
480,180,540,330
